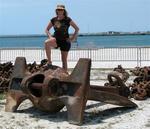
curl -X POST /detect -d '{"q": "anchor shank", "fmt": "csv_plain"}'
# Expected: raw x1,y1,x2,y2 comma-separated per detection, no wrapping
88,88,137,107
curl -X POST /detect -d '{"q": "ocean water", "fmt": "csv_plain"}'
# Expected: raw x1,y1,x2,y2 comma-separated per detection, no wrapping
0,35,150,48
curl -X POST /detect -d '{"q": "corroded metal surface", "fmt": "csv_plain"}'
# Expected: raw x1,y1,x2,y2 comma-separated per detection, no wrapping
0,62,13,92
0,58,49,93
5,57,137,125
129,66,150,100
104,65,130,97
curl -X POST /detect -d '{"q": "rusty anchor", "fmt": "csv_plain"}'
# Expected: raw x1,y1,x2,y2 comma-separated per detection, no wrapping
5,57,137,125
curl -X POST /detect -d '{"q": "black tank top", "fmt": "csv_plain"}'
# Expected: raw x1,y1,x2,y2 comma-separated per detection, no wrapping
51,17,72,41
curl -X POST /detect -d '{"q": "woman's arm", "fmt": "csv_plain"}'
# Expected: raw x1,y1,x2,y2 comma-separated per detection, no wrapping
70,20,79,42
45,22,53,39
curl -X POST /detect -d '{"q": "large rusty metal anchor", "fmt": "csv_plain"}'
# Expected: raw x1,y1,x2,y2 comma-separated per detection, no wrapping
5,57,137,125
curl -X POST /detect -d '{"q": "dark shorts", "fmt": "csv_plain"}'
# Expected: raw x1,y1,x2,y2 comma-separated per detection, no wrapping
56,39,71,51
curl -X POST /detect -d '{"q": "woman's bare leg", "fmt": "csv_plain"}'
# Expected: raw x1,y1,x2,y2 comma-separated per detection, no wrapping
61,51,69,71
44,38,57,64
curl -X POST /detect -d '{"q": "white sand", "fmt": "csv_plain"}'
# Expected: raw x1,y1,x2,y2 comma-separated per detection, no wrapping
0,70,150,129
0,97,150,129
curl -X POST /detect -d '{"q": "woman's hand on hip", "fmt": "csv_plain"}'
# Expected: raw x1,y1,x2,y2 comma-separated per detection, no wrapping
67,36,76,43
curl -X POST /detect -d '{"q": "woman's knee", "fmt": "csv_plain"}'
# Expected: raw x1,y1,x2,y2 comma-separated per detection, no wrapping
44,38,57,47
45,37,56,43
44,41,49,49
44,39,50,45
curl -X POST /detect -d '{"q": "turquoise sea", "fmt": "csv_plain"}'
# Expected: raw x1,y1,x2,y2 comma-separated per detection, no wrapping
0,35,150,48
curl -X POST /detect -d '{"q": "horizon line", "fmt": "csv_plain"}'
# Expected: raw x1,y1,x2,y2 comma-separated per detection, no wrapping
0,31,150,37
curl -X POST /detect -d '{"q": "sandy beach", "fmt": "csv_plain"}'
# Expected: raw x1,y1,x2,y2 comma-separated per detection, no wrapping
1,0,150,128
0,98,150,129
0,69,150,129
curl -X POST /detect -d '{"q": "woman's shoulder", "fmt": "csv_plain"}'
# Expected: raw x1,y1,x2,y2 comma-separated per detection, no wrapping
51,17,57,21
50,17,57,24
65,16,72,22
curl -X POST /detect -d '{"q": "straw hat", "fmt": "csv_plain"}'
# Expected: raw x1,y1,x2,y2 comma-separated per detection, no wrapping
56,5,65,10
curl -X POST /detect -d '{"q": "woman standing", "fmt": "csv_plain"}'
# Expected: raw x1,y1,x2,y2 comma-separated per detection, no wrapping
44,4,79,71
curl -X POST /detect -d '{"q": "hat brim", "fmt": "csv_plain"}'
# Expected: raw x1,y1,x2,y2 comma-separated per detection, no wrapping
56,7,65,10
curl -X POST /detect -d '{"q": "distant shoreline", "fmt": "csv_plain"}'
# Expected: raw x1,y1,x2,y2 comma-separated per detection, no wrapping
79,33,150,37
0,33,150,38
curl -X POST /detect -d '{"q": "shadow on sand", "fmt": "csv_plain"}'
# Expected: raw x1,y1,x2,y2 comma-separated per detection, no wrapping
15,100,136,125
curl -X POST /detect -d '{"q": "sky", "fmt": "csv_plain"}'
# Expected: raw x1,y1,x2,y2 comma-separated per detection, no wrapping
0,0,150,35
